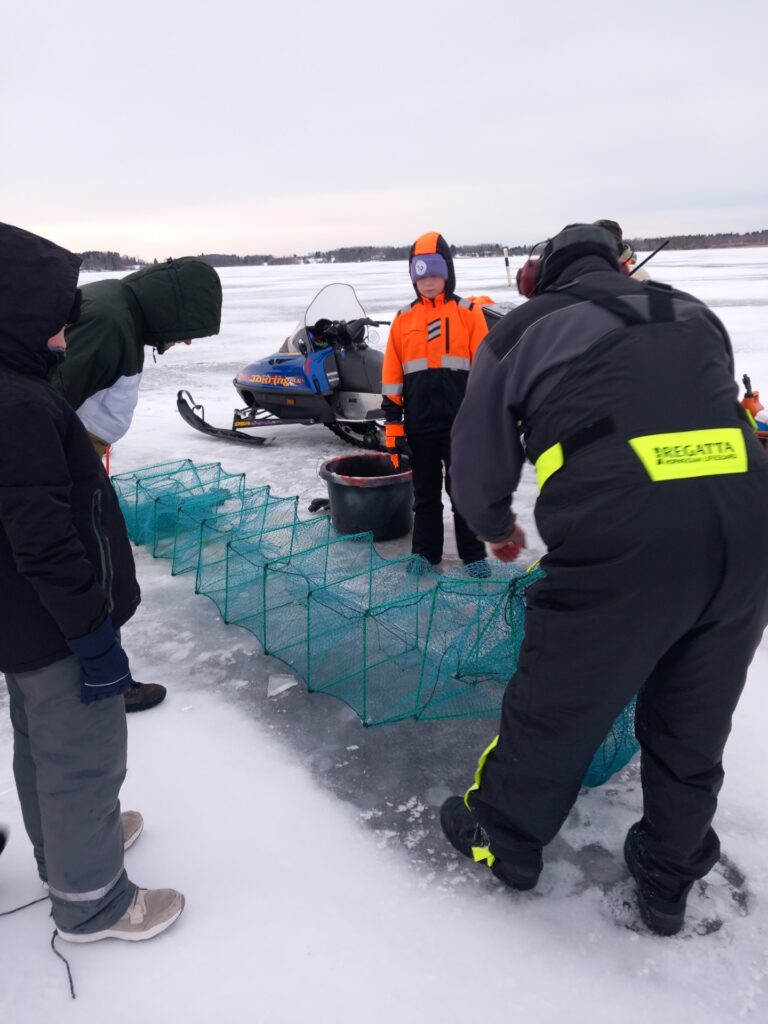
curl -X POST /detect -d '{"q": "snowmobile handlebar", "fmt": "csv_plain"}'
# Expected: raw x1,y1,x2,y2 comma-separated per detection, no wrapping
308,317,389,350
309,317,390,331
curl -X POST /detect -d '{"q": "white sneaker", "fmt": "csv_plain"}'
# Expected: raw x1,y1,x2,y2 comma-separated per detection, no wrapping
57,887,185,943
122,810,143,851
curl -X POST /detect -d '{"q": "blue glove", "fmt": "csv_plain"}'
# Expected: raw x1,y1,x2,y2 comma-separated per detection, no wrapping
67,616,133,704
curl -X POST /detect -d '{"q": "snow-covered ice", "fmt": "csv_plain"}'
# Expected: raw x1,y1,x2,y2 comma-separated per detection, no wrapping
1,250,768,1021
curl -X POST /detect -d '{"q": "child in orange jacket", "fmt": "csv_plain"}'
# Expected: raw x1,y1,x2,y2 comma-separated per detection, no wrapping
382,231,489,574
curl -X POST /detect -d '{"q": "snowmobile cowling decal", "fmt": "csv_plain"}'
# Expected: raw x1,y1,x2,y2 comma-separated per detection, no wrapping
239,373,305,388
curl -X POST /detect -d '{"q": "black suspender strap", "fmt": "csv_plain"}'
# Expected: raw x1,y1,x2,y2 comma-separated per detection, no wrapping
560,416,616,459
557,280,677,326
645,282,676,323
556,283,648,325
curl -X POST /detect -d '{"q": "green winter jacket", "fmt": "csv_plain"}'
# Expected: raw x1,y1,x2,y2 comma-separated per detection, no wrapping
51,257,222,445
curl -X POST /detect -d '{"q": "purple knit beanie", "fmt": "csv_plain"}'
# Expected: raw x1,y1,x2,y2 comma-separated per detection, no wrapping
409,253,448,283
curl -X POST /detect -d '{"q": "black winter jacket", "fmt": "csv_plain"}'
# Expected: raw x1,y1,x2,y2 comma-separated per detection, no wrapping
451,255,752,542
0,223,140,673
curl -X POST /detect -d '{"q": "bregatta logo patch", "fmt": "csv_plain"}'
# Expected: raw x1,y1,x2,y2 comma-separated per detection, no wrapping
629,429,748,481
414,259,427,277
653,440,736,465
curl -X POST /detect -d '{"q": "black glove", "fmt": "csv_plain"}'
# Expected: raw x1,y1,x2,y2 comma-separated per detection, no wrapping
385,423,412,466
308,497,331,513
67,616,133,704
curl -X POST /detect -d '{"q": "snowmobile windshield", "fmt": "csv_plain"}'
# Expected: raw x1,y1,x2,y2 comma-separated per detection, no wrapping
304,284,366,331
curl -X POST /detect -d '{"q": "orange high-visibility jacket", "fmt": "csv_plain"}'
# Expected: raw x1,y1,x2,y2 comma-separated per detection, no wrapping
382,233,488,434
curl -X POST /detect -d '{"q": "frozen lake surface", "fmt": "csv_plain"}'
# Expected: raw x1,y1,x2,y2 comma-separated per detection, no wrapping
1,250,767,1021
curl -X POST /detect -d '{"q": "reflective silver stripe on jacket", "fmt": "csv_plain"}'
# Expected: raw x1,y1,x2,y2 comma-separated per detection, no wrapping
442,356,471,371
403,358,429,374
47,865,124,903
382,382,403,395
458,298,472,308
427,319,441,340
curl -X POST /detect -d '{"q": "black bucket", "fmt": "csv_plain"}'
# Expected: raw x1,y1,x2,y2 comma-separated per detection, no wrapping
318,453,413,541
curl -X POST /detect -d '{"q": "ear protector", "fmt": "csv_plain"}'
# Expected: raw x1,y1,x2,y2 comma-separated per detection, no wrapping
516,240,548,298
516,225,623,298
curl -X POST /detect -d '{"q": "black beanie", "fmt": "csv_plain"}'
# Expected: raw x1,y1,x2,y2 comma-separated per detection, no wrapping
593,219,624,245
534,224,622,294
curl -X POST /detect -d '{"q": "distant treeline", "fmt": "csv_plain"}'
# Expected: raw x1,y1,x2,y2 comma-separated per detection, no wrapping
309,231,768,263
194,253,299,267
79,230,768,270
196,244,509,265
626,230,768,251
308,244,507,262
78,251,145,271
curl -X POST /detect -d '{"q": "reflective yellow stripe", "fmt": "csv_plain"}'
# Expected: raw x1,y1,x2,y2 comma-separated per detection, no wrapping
534,442,564,491
746,410,758,431
464,734,499,809
629,428,748,482
465,737,499,868
472,846,496,867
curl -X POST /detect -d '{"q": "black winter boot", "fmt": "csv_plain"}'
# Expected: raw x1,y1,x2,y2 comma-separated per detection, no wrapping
439,796,541,891
624,822,691,936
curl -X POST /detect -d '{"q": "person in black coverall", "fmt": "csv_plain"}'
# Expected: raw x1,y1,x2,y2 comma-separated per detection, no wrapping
440,224,768,935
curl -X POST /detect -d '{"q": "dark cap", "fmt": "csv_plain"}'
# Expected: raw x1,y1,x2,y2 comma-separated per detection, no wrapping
593,219,623,244
533,223,622,294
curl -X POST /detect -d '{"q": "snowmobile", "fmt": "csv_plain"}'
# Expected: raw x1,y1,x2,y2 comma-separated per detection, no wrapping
177,283,391,450
177,282,506,449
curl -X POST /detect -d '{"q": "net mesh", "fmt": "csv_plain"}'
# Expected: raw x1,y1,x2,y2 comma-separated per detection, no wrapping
112,460,639,785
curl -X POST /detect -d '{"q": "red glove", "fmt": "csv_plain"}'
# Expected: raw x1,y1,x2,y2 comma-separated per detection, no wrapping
488,524,527,563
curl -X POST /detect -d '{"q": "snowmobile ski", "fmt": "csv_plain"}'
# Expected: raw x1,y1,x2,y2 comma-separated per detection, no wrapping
176,390,276,446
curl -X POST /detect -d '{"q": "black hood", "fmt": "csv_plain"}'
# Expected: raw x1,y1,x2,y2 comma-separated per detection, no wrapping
0,222,81,378
535,224,621,294
408,232,457,300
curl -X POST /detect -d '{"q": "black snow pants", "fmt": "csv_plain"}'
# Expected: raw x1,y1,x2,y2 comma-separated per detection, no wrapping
470,468,768,901
409,429,486,565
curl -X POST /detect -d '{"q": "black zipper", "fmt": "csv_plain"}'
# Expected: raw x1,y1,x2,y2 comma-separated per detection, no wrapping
445,317,450,353
91,490,115,613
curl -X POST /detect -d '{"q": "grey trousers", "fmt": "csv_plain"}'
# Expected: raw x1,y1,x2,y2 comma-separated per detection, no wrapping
5,654,136,934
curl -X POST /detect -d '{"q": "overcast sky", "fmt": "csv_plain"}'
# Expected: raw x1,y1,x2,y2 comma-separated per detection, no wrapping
3,0,767,259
